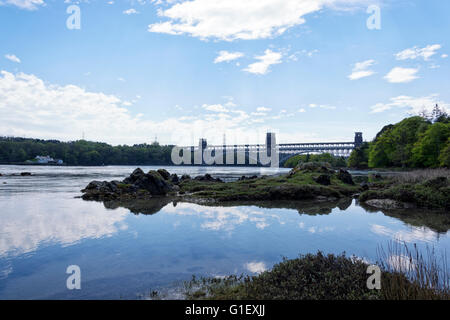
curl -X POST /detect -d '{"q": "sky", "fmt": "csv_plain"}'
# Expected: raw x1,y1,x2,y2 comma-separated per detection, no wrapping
0,0,449,146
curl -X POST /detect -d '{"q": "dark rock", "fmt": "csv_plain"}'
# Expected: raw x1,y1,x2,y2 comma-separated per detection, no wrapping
123,168,145,184
181,174,191,181
337,169,354,185
157,169,171,180
82,168,174,201
360,182,369,191
194,174,223,183
170,173,179,184
131,170,172,195
238,175,258,181
369,173,382,180
20,172,32,176
313,174,331,186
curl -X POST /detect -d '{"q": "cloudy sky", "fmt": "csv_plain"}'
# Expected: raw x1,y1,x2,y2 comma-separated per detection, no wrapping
0,0,449,146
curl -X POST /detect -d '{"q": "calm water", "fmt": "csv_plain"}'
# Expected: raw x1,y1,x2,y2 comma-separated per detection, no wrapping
0,165,449,299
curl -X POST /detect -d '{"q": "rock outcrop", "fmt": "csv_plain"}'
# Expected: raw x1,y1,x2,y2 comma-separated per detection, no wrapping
313,174,331,186
337,169,354,185
81,168,173,201
194,173,223,183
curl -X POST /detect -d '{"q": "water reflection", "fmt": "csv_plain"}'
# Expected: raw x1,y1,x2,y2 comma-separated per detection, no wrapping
0,164,449,299
0,196,129,258
359,202,450,234
370,224,439,243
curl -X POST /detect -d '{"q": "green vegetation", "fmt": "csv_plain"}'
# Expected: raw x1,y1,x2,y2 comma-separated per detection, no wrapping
348,106,450,169
347,142,370,169
183,246,449,300
359,171,450,210
185,253,378,300
179,163,358,202
283,153,347,168
0,137,173,166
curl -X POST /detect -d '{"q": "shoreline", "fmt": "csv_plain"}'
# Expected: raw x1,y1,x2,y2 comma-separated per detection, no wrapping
80,164,450,211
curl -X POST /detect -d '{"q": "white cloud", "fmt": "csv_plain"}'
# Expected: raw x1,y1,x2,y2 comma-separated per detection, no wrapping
148,0,371,41
0,71,285,145
395,44,441,61
370,94,450,114
308,103,336,110
0,0,44,10
348,59,375,80
202,103,229,113
214,51,244,63
442,54,448,59
243,49,282,75
384,67,419,83
4,54,21,63
123,8,139,15
257,107,271,112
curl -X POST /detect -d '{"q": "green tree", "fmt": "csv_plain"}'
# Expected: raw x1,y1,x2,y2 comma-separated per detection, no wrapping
412,123,450,167
348,142,369,168
438,138,450,167
368,117,430,168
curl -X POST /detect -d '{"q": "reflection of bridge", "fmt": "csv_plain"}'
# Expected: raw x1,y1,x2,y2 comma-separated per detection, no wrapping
177,132,363,166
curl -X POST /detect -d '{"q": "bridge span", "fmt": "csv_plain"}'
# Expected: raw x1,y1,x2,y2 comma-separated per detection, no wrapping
175,132,363,166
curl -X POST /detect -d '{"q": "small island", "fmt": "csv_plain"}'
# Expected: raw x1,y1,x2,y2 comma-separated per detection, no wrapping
81,163,449,211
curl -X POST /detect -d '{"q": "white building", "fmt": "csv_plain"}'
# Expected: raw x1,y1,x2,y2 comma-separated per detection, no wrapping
34,156,63,164
35,155,54,164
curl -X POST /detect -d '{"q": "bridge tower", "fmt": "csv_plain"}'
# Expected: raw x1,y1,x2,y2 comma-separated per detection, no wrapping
199,138,207,150
197,138,207,165
266,132,276,157
354,132,363,148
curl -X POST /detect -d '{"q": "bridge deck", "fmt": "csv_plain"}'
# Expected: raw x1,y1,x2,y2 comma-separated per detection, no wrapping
182,142,356,150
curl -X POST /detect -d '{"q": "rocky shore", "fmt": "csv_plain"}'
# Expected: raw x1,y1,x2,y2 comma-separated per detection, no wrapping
81,163,356,203
80,163,449,211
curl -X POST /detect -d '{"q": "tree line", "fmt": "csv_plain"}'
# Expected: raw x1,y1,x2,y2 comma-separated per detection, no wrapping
0,138,174,166
348,105,450,168
1,105,448,168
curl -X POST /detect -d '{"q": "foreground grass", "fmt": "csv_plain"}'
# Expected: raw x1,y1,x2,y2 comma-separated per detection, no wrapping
183,247,449,300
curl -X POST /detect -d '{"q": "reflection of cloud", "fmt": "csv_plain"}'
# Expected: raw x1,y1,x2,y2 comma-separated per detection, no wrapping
162,202,283,232
308,225,334,234
387,254,414,272
0,197,128,257
245,261,267,274
370,224,437,243
0,262,13,280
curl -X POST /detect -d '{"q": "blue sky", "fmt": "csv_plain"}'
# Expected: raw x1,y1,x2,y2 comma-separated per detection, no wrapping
0,0,449,146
